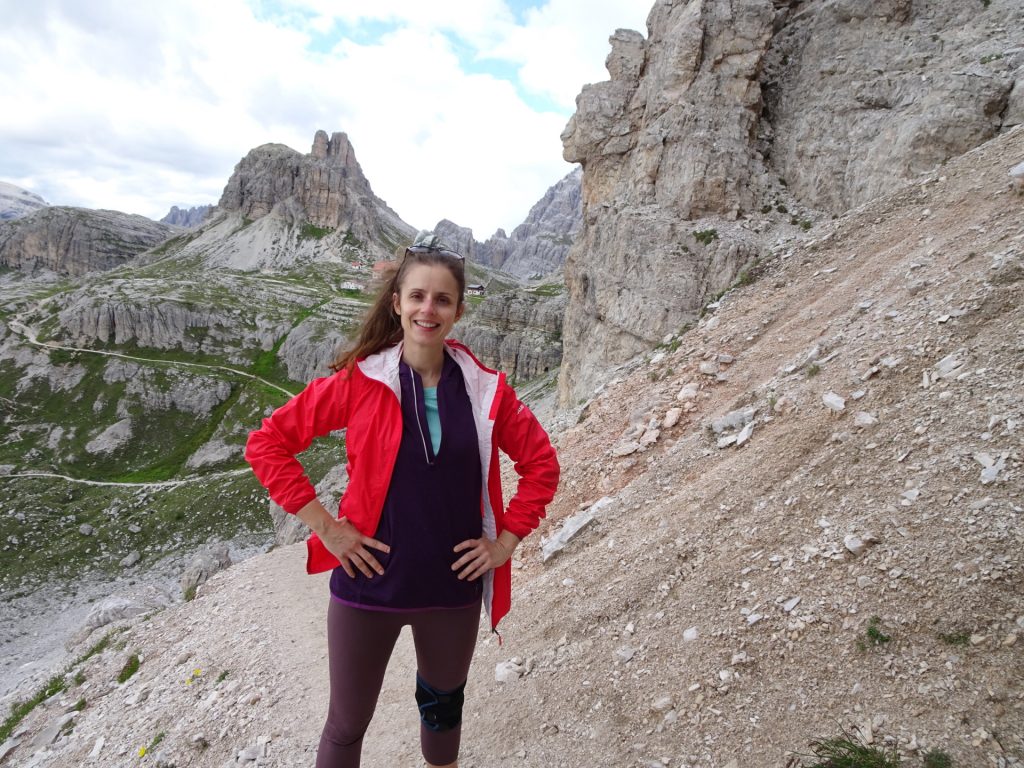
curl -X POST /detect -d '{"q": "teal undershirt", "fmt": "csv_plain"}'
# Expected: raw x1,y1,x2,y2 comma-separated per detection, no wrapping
423,386,441,454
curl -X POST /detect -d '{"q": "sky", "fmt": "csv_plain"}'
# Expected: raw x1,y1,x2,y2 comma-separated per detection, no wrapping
0,0,653,238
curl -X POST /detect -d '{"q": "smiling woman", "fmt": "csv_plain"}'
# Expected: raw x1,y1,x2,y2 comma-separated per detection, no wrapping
244,230,560,768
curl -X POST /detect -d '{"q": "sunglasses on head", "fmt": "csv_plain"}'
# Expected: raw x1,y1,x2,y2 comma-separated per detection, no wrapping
404,244,465,262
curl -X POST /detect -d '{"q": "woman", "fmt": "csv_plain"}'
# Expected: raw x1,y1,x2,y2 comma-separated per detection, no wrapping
245,231,560,768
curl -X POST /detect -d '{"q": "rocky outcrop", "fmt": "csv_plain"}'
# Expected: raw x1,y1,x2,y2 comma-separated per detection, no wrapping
429,169,582,280
762,1,1019,213
476,168,583,280
214,130,415,262
160,205,212,228
0,181,48,221
455,290,565,382
558,0,1023,403
0,207,179,276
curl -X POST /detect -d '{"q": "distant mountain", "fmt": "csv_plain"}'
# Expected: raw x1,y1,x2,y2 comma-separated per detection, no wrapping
161,204,213,228
0,206,179,276
431,168,582,280
0,181,49,221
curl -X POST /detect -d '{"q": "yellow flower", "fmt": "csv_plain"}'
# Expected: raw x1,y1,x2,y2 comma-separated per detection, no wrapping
193,668,202,676
139,746,147,757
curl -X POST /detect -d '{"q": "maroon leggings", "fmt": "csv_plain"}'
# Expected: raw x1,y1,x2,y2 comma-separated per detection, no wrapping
316,599,481,767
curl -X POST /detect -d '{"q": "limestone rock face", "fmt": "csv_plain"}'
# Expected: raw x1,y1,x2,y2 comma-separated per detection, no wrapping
455,290,565,383
476,168,583,280
558,0,1023,403
0,207,178,276
431,169,582,280
763,1,1019,213
216,130,414,254
0,181,48,221
160,205,212,228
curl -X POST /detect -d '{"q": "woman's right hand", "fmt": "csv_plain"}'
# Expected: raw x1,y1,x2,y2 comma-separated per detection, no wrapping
296,499,389,579
320,516,390,578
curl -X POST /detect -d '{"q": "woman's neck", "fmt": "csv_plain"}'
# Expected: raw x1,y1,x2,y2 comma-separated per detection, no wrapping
402,343,444,387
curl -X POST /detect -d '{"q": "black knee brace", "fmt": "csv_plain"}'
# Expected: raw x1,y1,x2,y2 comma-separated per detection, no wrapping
415,673,466,732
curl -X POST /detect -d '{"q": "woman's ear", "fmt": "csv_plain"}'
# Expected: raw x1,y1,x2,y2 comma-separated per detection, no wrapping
455,302,465,322
392,292,401,316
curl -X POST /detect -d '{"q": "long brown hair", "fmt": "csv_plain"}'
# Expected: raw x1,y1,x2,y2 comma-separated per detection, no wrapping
330,248,466,372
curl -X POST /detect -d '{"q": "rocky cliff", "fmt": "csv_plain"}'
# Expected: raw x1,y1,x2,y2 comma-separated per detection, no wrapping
160,205,212,228
558,0,1024,403
430,168,582,280
0,181,48,222
455,288,565,383
0,207,179,277
189,130,414,270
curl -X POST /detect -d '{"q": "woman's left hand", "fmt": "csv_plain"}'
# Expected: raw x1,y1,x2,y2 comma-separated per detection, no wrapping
452,534,519,581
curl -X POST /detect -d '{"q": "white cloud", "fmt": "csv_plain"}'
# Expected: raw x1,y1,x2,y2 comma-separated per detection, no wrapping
0,0,653,236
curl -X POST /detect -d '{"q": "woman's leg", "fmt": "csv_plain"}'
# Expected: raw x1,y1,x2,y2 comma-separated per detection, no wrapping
410,601,482,768
317,600,403,768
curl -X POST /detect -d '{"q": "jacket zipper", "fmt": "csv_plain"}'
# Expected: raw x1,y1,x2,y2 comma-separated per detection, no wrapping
408,367,435,466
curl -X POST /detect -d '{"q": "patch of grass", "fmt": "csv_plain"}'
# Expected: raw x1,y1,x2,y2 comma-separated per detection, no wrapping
788,727,901,767
0,672,67,742
73,697,87,711
856,616,892,651
117,653,140,684
529,282,564,297
761,204,773,214
298,222,334,241
216,670,230,684
806,363,821,378
980,52,1002,64
693,228,719,246
799,219,813,231
776,203,789,214
184,584,198,602
937,631,969,646
922,749,953,768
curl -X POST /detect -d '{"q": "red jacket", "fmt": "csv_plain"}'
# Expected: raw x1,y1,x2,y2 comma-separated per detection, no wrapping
245,339,560,630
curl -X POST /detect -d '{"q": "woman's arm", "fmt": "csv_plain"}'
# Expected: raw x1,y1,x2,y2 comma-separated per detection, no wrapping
245,371,351,516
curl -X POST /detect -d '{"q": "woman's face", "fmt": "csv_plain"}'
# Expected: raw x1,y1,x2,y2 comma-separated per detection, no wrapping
392,263,464,351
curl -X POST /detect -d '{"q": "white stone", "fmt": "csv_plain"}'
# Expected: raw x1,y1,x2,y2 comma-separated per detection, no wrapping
541,497,614,561
822,392,846,411
735,421,754,447
662,408,682,429
854,411,878,427
711,407,755,434
676,383,699,401
683,626,699,642
611,441,640,457
783,597,802,613
699,360,719,376
651,695,674,712
495,660,525,683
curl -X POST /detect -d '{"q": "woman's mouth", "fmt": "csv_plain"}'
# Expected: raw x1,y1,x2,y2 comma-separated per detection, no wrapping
413,320,440,329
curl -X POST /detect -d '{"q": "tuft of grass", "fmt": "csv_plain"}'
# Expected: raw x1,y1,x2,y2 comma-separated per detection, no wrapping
73,697,87,711
806,363,821,378
298,222,334,241
776,203,789,214
922,749,953,768
216,670,230,684
117,654,141,684
789,727,901,767
937,631,969,646
857,616,892,651
0,673,67,742
694,228,719,246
